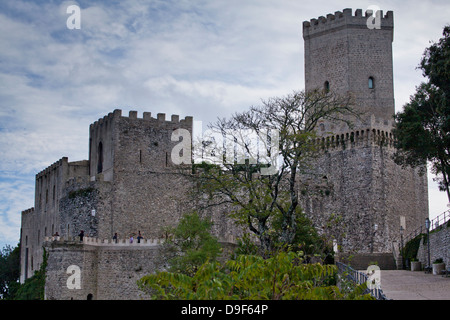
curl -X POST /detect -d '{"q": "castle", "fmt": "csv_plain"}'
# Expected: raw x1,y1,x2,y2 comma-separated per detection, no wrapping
19,8,429,299
300,8,428,267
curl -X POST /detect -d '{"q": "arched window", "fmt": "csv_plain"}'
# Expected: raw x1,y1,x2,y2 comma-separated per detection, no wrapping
368,77,374,89
97,142,103,174
324,81,330,92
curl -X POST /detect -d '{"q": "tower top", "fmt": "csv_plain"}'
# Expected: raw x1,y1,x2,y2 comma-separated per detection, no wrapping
302,8,395,134
303,8,393,40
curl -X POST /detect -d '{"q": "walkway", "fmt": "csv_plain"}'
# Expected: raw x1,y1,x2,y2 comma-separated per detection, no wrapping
380,270,450,300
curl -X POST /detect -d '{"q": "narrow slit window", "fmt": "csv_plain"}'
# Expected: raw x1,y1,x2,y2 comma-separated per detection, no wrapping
368,77,374,89
97,142,103,174
324,81,330,92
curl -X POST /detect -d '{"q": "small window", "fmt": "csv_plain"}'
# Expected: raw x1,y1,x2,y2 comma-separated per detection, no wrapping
324,81,330,92
368,77,374,89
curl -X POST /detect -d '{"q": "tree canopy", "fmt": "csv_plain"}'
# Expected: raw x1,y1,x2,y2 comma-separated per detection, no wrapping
394,25,450,201
138,250,373,300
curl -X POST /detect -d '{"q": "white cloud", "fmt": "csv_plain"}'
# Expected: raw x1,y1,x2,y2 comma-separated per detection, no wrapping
0,177,34,246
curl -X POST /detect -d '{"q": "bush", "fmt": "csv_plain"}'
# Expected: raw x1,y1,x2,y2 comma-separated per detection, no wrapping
160,212,221,276
14,248,48,300
402,234,424,261
138,251,373,300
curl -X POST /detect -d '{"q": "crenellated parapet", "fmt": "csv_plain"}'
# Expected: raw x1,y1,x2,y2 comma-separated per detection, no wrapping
44,236,164,246
36,157,68,180
315,127,396,151
21,207,35,216
44,235,238,246
316,114,395,137
303,8,394,40
89,109,193,132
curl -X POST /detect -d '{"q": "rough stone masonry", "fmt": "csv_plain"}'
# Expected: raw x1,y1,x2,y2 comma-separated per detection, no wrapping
19,8,429,299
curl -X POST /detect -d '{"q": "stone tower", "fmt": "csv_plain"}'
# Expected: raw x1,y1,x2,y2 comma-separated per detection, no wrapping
86,110,196,240
301,9,429,269
303,8,394,133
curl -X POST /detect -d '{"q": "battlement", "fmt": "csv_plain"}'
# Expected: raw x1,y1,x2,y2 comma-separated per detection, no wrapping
36,157,68,179
303,8,393,39
89,109,193,131
44,236,164,246
44,235,237,246
21,207,35,216
315,127,395,151
317,114,395,137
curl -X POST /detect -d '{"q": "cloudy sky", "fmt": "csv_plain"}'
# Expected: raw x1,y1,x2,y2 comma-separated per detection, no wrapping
0,0,449,249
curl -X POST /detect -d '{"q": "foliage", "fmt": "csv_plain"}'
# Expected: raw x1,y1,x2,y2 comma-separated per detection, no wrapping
402,234,424,262
270,206,332,261
13,248,48,300
138,251,373,300
68,186,95,199
234,233,260,256
160,212,221,276
233,207,332,262
190,89,356,253
0,244,21,300
393,25,450,201
433,258,444,264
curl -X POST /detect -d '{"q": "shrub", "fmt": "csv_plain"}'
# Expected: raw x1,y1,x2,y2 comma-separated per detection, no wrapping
138,251,373,300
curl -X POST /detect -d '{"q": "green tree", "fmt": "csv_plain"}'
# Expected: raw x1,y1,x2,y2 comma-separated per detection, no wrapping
161,212,221,276
393,26,450,201
191,90,355,254
0,244,21,299
13,248,48,300
138,251,373,300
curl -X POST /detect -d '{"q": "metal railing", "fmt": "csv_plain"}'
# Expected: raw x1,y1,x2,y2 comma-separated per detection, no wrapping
430,209,450,231
336,262,390,300
403,209,450,244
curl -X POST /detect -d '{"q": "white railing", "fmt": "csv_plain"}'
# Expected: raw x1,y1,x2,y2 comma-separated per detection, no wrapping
45,236,164,246
45,235,238,246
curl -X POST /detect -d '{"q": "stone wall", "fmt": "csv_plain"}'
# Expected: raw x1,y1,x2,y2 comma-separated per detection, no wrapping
44,239,164,300
58,175,113,241
44,237,237,300
417,223,450,268
301,132,428,257
20,158,90,283
336,252,396,270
